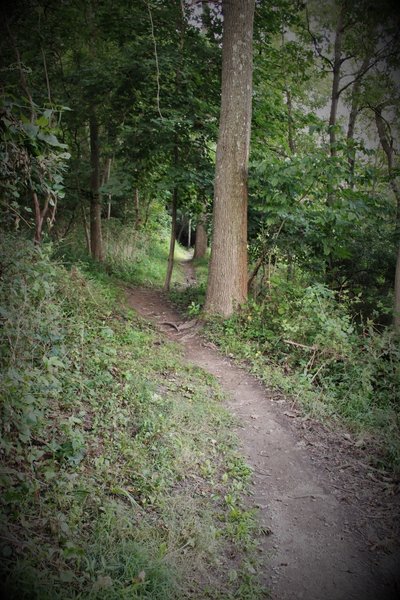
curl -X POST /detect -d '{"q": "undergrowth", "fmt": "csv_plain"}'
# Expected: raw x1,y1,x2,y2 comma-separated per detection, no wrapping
174,263,400,472
57,221,187,288
0,233,265,599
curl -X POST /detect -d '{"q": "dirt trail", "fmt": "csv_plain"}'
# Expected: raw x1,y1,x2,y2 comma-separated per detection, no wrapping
126,270,399,600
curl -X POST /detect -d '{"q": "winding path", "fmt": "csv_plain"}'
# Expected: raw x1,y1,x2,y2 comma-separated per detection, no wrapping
126,277,399,600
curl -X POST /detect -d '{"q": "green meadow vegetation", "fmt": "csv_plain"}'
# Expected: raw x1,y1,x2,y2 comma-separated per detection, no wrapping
0,233,265,599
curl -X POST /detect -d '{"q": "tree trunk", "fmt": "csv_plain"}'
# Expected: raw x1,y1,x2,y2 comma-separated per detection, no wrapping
346,55,370,186
329,5,345,160
134,188,141,228
194,213,208,259
101,157,112,221
81,203,91,254
89,111,103,261
374,105,400,331
33,191,50,245
204,0,255,317
286,88,296,154
187,218,192,249
164,188,178,291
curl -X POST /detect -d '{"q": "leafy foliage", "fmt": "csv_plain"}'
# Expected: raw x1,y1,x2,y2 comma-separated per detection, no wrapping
0,99,70,231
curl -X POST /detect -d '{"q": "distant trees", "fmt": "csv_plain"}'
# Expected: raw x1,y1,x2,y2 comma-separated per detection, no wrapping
1,0,400,332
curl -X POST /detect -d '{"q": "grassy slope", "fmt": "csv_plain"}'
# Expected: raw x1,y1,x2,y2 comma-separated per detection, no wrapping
0,234,264,599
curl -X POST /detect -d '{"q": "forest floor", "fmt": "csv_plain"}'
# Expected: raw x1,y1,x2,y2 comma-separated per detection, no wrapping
125,259,400,600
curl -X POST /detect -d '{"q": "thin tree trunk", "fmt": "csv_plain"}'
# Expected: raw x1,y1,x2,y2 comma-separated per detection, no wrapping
164,188,178,291
101,158,112,220
204,0,255,316
89,111,103,261
187,218,192,249
134,188,141,227
33,191,50,245
164,3,185,290
286,88,296,154
177,217,186,244
75,171,91,254
194,213,207,259
143,195,153,227
81,203,91,254
374,105,400,331
101,157,112,186
329,5,345,160
347,55,370,185
326,5,345,208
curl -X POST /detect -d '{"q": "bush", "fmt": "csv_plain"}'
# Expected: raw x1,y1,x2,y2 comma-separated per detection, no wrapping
204,268,400,469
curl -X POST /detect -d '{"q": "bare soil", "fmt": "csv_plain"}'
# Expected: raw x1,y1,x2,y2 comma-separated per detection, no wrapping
125,266,400,600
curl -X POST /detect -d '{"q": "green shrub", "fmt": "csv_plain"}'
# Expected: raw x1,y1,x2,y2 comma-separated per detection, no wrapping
203,269,400,470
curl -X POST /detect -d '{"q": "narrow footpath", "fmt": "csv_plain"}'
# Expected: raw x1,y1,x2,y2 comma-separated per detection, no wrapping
126,273,399,600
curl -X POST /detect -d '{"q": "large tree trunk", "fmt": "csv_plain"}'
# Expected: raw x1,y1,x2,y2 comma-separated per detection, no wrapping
204,0,255,316
89,111,103,261
194,213,207,259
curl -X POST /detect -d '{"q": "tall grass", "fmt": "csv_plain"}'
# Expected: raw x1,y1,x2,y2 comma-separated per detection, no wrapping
102,222,188,287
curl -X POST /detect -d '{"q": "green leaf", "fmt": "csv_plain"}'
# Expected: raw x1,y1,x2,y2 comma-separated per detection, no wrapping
22,123,39,138
37,131,67,148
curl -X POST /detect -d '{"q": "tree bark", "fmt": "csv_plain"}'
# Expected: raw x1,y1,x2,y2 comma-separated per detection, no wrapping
89,111,103,261
204,0,255,316
164,188,178,291
194,213,207,259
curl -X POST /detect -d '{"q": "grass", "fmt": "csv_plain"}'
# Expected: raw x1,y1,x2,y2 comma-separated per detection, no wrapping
0,233,266,599
57,220,187,288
